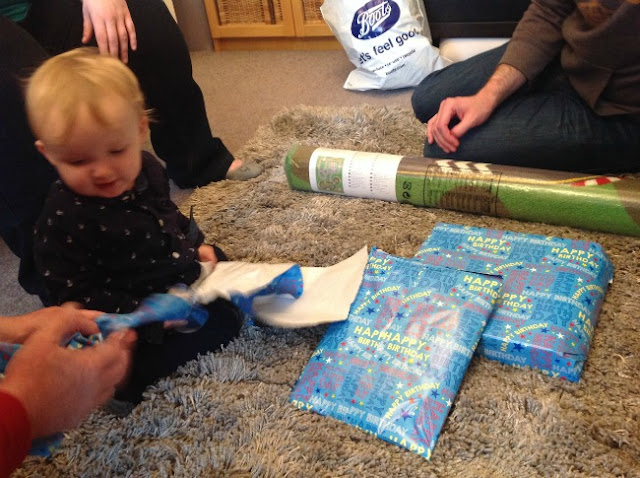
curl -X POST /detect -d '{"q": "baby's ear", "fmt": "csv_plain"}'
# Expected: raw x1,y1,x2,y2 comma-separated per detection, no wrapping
139,115,149,136
35,140,55,165
34,139,47,157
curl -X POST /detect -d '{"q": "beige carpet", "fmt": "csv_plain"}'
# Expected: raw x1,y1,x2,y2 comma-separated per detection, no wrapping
15,105,639,477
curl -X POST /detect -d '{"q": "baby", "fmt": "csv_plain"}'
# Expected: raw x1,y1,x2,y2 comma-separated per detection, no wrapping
26,48,242,404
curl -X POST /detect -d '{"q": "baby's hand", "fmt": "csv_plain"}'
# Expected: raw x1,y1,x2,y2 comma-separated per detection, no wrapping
198,244,219,266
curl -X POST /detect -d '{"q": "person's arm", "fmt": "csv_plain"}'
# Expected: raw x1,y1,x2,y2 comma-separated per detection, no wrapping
144,153,214,266
427,64,527,153
145,153,205,247
0,392,30,478
426,0,575,153
81,0,137,63
0,309,135,476
500,0,575,82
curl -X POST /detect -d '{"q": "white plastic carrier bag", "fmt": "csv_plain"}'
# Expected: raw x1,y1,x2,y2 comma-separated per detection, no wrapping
321,0,449,90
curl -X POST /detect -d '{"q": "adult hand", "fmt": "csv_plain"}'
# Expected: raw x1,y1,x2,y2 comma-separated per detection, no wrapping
426,94,494,154
426,63,527,154
0,306,100,344
0,310,136,439
81,0,137,63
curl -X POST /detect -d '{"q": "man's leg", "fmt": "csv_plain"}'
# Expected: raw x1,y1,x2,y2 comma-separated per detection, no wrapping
412,43,640,173
434,75,640,173
412,43,508,123
0,18,57,303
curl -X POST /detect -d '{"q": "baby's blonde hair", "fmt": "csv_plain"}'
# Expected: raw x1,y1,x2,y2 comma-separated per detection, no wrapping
25,47,147,143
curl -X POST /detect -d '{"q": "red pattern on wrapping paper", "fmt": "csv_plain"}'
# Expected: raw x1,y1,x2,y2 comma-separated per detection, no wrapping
569,177,623,187
414,396,446,446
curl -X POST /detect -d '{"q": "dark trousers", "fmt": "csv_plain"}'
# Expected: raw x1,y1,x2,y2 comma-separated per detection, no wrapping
1,0,233,302
411,43,640,173
115,297,243,404
115,245,243,404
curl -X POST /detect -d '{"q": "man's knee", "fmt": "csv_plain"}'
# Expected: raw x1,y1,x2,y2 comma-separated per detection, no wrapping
411,69,449,123
411,62,477,122
412,44,508,124
422,140,447,159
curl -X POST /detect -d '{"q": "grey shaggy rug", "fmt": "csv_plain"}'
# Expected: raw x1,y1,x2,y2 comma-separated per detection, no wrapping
15,106,639,477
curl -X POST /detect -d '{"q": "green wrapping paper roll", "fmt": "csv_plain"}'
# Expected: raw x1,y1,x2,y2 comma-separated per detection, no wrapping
285,145,640,236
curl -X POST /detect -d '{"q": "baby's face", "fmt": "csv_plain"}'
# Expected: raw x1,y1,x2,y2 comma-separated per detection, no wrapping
37,95,148,199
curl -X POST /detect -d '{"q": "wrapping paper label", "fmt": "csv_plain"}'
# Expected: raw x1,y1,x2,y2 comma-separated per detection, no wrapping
414,223,614,381
309,148,402,201
290,248,501,460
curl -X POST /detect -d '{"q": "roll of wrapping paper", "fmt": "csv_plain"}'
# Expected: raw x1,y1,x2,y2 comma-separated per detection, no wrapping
285,145,640,236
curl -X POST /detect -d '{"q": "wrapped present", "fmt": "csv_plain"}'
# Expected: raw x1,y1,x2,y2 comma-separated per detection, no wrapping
290,248,501,460
414,223,614,381
285,145,640,236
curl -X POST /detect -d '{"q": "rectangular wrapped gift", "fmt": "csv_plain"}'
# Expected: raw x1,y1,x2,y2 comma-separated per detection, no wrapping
290,248,501,459
414,223,614,381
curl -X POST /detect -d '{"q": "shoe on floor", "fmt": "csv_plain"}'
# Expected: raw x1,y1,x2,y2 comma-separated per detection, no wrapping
225,161,264,181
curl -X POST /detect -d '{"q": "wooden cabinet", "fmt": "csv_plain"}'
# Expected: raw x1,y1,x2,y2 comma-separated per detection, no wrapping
204,0,340,50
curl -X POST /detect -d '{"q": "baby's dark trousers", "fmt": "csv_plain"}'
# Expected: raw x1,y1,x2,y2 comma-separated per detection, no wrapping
115,245,243,404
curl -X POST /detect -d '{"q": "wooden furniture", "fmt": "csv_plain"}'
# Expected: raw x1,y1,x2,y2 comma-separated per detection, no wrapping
203,0,341,51
202,0,531,52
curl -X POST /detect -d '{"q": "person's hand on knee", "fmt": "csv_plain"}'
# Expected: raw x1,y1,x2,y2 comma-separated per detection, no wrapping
427,94,494,154
426,64,526,154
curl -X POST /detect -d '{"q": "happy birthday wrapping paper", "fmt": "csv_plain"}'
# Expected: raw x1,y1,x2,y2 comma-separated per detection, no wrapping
290,247,501,459
414,223,614,381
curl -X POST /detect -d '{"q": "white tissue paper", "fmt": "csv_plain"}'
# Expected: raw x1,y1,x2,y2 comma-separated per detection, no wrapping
194,247,369,328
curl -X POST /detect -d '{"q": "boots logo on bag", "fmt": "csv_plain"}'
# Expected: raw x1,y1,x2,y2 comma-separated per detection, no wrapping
352,0,400,39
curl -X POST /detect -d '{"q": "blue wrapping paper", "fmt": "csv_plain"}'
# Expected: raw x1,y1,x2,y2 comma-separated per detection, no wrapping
228,264,304,320
0,342,20,364
290,248,501,459
1,264,304,372
414,223,614,381
0,264,304,456
0,288,208,457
